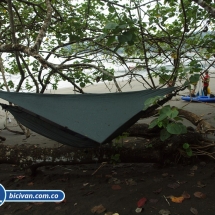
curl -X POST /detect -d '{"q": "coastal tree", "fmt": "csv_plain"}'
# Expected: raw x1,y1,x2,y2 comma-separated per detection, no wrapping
0,0,215,173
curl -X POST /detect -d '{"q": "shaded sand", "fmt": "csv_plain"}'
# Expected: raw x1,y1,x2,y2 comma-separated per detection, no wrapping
0,77,215,215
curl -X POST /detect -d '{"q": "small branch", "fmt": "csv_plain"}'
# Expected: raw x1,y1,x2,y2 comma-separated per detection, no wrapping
31,0,53,53
0,54,10,92
7,0,17,44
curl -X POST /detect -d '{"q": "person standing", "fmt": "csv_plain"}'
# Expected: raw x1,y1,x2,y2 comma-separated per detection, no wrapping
202,71,210,96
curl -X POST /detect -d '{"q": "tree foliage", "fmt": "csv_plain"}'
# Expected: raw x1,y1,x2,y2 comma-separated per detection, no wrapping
0,0,215,93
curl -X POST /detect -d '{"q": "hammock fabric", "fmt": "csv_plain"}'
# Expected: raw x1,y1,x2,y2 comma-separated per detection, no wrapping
0,88,175,148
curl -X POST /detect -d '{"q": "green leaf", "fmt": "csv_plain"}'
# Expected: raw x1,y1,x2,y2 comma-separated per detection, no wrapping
106,36,115,46
157,121,163,128
160,129,171,141
166,122,187,134
186,148,193,157
189,74,200,84
104,22,118,30
174,116,183,121
118,31,133,44
169,108,179,119
143,96,161,110
80,82,85,88
157,113,167,122
149,118,158,129
158,105,171,121
108,6,115,13
183,143,190,149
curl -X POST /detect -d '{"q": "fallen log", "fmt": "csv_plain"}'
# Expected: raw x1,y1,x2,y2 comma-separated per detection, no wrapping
0,129,212,176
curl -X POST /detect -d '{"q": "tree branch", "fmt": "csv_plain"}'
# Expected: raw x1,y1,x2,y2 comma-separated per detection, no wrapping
192,0,215,17
31,0,53,53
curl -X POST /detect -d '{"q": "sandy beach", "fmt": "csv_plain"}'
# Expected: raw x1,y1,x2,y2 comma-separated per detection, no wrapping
0,75,215,215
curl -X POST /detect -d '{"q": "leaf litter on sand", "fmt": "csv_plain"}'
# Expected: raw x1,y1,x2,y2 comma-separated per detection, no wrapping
167,191,190,203
125,178,137,185
167,182,180,189
159,209,171,215
197,181,206,188
91,204,106,214
135,197,147,213
190,165,198,171
135,207,142,213
190,207,198,215
153,187,162,194
137,197,147,208
181,191,191,199
149,198,159,203
111,184,121,190
194,191,206,199
168,196,184,203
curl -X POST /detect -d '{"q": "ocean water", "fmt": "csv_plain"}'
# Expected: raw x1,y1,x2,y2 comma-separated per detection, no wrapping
2,58,215,92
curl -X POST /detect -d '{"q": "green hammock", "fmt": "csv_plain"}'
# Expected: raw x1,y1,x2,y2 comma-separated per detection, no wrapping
0,88,175,148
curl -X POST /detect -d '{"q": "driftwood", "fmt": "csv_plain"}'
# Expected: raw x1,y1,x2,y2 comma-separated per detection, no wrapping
0,130,205,176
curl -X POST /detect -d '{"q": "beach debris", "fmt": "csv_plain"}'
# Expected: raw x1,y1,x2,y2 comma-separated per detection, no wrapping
163,195,170,206
168,195,184,203
197,181,206,188
162,173,168,177
181,191,191,199
159,209,171,215
111,184,121,190
187,172,195,176
176,180,187,185
137,197,147,208
200,161,206,166
55,206,61,210
108,177,121,184
153,177,163,182
91,204,106,214
24,205,32,211
149,198,158,203
153,187,162,194
135,207,142,213
28,182,34,186
16,175,26,180
135,197,147,213
104,212,114,215
194,191,206,199
188,165,198,176
125,178,137,186
190,207,198,215
83,191,94,196
190,165,198,171
33,202,44,205
167,182,180,189
91,162,107,176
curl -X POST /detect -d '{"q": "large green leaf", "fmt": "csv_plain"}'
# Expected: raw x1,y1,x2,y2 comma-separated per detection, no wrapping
143,96,162,110
189,74,200,84
166,122,187,134
104,22,118,29
160,129,171,141
149,118,158,129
